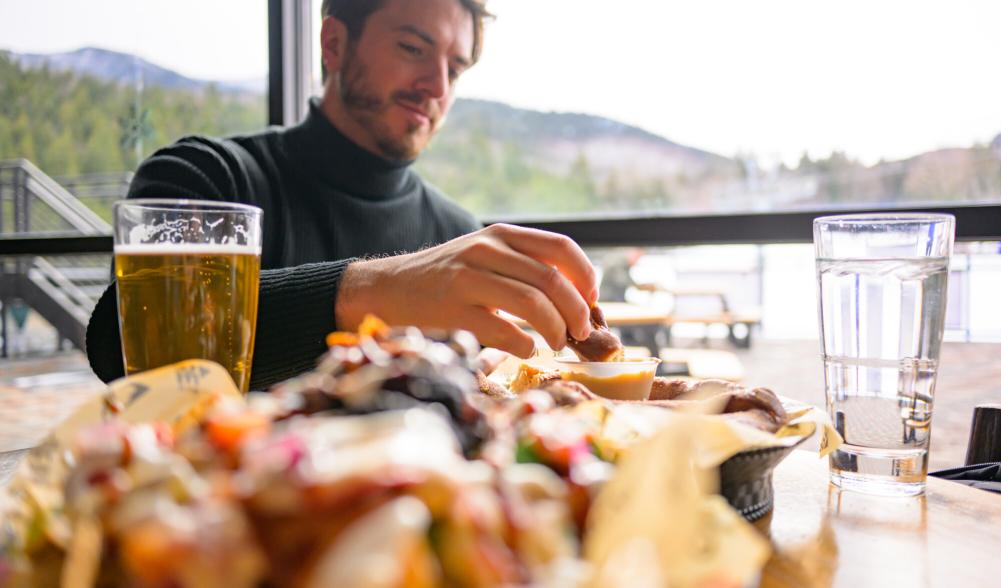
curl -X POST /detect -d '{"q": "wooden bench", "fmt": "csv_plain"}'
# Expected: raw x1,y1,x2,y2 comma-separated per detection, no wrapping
662,310,762,348
635,285,761,348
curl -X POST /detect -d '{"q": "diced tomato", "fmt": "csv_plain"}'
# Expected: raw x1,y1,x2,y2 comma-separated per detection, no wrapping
358,314,391,339
325,331,360,348
205,411,270,454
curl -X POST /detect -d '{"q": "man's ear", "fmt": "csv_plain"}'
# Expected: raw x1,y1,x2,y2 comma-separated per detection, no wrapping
320,17,349,77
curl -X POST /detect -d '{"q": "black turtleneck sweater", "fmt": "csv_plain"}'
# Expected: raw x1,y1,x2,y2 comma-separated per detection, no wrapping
86,99,480,389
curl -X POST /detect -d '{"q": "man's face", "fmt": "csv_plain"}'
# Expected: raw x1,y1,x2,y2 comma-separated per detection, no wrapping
333,0,475,161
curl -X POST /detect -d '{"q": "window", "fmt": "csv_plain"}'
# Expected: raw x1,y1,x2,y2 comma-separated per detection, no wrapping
310,0,1001,219
1,0,268,225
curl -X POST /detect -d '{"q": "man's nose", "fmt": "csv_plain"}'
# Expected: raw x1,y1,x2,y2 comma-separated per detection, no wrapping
415,58,449,100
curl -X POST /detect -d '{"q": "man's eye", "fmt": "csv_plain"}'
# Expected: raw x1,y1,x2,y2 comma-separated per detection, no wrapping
399,43,422,57
448,67,459,82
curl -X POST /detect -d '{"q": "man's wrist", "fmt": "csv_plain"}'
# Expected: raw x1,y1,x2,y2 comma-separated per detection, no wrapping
334,257,395,331
335,260,370,331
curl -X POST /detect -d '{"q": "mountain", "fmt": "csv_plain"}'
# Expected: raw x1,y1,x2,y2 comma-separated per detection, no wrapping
5,46,737,215
5,47,265,95
422,98,742,215
444,98,736,183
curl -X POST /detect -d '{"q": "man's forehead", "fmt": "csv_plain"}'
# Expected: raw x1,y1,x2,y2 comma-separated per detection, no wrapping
370,0,475,61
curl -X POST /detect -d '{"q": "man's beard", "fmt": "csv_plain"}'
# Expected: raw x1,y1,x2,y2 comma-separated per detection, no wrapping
339,47,439,161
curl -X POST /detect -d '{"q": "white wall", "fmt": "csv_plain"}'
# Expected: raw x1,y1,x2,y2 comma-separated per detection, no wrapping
968,253,1001,341
761,244,819,340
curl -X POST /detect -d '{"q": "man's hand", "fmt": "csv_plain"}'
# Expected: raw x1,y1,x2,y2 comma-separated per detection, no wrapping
335,224,598,358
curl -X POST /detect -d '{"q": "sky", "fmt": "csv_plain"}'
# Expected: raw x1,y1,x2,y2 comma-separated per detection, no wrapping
0,0,270,81
3,0,1001,167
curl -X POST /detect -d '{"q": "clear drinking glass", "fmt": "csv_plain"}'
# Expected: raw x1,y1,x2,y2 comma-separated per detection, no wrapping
113,199,263,392
814,213,954,496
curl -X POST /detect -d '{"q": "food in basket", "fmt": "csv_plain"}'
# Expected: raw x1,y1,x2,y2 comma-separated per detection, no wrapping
505,364,789,433
4,407,580,587
638,378,790,434
509,362,562,393
0,315,825,588
271,315,490,456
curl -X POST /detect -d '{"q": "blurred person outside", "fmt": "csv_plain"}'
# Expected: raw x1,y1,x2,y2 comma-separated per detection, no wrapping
598,248,644,303
6,298,31,357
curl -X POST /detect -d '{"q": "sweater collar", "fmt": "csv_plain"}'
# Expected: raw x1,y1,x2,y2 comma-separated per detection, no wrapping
282,98,414,200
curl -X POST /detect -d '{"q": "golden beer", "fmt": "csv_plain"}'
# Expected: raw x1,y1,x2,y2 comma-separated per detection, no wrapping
115,244,261,392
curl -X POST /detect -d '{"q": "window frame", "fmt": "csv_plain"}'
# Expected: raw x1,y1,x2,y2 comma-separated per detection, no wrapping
268,0,313,126
500,204,1001,247
2,4,1000,256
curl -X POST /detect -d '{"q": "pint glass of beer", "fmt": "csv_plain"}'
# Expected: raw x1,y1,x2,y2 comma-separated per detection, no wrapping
112,199,263,392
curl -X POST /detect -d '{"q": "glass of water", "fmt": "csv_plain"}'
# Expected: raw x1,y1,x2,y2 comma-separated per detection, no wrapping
814,213,954,496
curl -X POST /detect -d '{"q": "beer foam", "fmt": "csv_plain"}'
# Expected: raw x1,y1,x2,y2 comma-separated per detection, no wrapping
115,243,262,255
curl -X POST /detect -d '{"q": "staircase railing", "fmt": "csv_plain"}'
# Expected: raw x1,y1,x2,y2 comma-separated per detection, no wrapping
0,159,112,236
1,159,117,356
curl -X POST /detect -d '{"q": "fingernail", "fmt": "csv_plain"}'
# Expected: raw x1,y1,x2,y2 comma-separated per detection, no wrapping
577,325,592,341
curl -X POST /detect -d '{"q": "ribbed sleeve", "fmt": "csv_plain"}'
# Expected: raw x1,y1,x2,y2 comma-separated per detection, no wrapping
85,259,354,391
85,285,126,384
250,259,354,388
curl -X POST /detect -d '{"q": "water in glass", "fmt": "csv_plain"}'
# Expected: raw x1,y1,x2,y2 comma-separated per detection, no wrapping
818,256,949,496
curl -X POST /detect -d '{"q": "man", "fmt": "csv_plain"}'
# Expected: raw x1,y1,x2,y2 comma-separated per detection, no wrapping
86,0,597,389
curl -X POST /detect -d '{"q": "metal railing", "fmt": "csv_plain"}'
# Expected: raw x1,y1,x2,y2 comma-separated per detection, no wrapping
55,171,133,225
0,159,112,236
0,159,117,357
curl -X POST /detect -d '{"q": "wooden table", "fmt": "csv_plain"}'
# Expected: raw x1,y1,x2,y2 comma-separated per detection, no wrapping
1,446,998,586
635,285,762,348
760,450,1001,587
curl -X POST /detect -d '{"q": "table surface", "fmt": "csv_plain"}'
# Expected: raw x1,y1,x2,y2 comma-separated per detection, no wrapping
760,450,1001,587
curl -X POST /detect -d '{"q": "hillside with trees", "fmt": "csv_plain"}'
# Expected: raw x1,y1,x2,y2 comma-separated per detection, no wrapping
0,51,264,177
418,99,742,217
2,48,999,220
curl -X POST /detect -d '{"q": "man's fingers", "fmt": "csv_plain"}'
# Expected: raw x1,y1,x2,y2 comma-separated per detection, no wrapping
486,224,599,306
465,239,592,341
458,308,536,359
462,269,568,351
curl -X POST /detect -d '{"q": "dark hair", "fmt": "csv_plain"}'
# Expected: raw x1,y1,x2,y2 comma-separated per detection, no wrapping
321,0,492,64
